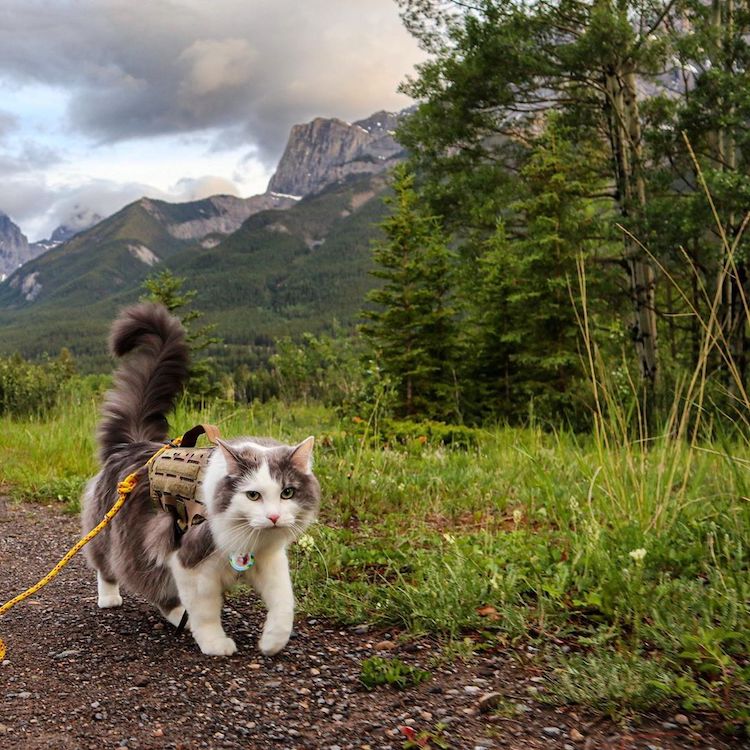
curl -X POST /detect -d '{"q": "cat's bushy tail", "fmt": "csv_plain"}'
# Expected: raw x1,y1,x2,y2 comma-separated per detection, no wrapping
98,302,190,460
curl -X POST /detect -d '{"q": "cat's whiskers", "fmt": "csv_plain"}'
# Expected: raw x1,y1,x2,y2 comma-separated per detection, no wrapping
220,522,261,553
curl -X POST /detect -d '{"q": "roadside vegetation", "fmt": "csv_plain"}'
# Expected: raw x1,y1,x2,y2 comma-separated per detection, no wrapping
1,386,747,735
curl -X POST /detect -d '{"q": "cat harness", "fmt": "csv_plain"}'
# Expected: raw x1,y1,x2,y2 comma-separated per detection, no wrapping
148,423,221,535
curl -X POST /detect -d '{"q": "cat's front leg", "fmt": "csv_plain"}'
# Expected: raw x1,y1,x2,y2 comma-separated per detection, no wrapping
170,557,236,656
251,547,295,656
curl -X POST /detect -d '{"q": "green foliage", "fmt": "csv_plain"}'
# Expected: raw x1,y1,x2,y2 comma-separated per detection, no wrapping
466,120,613,424
361,165,459,421
141,268,222,399
269,331,363,405
353,417,482,450
0,349,76,417
359,656,431,690
544,652,677,718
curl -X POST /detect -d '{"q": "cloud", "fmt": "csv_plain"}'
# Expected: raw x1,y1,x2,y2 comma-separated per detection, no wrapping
0,110,18,141
0,141,63,176
0,176,161,240
172,175,241,200
0,0,423,161
179,38,257,98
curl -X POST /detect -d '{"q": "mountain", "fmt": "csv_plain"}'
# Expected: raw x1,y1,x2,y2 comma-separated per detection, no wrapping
0,192,298,310
0,212,47,280
0,173,387,369
0,107,405,369
139,192,294,242
268,110,403,197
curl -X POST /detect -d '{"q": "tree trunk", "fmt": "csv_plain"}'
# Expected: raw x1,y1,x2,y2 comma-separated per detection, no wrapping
606,63,659,401
715,0,746,393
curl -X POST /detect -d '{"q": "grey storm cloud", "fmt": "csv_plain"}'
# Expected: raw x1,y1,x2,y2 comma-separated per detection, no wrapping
0,0,423,161
0,110,19,141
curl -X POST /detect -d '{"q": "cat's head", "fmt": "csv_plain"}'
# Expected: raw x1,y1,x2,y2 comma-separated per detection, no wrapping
211,436,320,538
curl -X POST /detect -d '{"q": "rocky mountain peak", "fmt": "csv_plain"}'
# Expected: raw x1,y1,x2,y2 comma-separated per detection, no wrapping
267,110,404,198
0,212,32,280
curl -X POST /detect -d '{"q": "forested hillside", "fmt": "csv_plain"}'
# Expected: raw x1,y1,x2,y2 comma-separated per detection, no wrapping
0,174,387,371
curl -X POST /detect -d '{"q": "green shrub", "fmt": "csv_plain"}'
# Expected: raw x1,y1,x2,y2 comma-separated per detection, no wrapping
0,350,76,417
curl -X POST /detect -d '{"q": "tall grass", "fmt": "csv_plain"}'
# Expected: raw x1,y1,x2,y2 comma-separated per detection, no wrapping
0,168,748,732
1,393,747,729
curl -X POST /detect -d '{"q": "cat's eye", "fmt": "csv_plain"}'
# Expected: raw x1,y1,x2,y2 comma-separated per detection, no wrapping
280,487,295,499
246,490,261,501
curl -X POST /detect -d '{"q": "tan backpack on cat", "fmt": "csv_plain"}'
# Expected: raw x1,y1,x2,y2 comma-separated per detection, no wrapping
148,423,221,534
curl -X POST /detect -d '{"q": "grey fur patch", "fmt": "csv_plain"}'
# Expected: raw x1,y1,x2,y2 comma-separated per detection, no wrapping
143,511,177,566
266,446,321,514
214,476,241,513
82,443,180,611
177,523,215,568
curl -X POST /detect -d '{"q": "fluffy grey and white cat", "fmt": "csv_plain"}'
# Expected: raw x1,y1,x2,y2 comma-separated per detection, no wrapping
81,303,320,656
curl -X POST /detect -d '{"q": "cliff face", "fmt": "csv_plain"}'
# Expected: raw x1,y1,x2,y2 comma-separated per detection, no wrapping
267,110,404,198
141,193,295,241
0,213,35,279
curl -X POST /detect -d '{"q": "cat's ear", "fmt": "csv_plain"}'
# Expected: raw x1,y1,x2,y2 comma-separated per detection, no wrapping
289,436,315,473
216,439,243,474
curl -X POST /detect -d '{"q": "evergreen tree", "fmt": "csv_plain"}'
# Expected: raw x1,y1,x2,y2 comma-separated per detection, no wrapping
361,166,458,420
397,0,681,411
645,0,750,389
141,269,221,399
469,119,611,423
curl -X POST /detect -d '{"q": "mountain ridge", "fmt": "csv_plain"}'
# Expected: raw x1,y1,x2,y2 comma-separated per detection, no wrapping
0,106,406,368
267,110,403,197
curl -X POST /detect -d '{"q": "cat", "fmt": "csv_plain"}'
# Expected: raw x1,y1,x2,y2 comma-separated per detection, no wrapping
81,302,320,656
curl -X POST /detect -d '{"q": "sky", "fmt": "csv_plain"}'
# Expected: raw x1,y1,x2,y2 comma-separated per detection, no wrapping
0,1,425,240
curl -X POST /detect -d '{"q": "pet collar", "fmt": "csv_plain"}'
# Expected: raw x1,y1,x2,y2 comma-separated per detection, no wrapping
229,553,255,572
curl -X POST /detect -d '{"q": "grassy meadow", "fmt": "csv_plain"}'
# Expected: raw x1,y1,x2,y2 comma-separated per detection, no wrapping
0,390,748,734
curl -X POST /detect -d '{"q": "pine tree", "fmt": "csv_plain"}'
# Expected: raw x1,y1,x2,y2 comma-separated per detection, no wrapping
470,120,610,423
141,269,221,399
361,166,458,420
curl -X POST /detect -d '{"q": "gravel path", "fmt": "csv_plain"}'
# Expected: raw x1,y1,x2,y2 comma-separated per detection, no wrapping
0,498,737,750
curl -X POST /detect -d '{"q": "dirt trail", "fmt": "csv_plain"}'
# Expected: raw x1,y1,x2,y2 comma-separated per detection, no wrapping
0,499,735,750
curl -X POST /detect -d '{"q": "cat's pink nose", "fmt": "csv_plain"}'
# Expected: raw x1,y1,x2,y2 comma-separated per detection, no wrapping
267,514,280,525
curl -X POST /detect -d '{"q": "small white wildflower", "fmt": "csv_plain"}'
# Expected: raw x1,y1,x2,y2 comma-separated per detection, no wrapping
512,509,523,525
297,534,315,552
628,548,647,563
570,497,579,512
443,532,456,544
583,520,601,542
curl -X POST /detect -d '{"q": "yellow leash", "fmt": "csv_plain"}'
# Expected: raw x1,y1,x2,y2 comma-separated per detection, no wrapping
0,437,182,661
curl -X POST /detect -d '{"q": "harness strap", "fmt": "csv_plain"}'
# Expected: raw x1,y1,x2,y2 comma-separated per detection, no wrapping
175,609,189,636
180,423,221,448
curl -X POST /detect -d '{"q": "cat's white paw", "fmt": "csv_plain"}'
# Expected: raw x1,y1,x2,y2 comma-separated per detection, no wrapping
97,593,123,608
197,634,237,656
258,631,290,656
